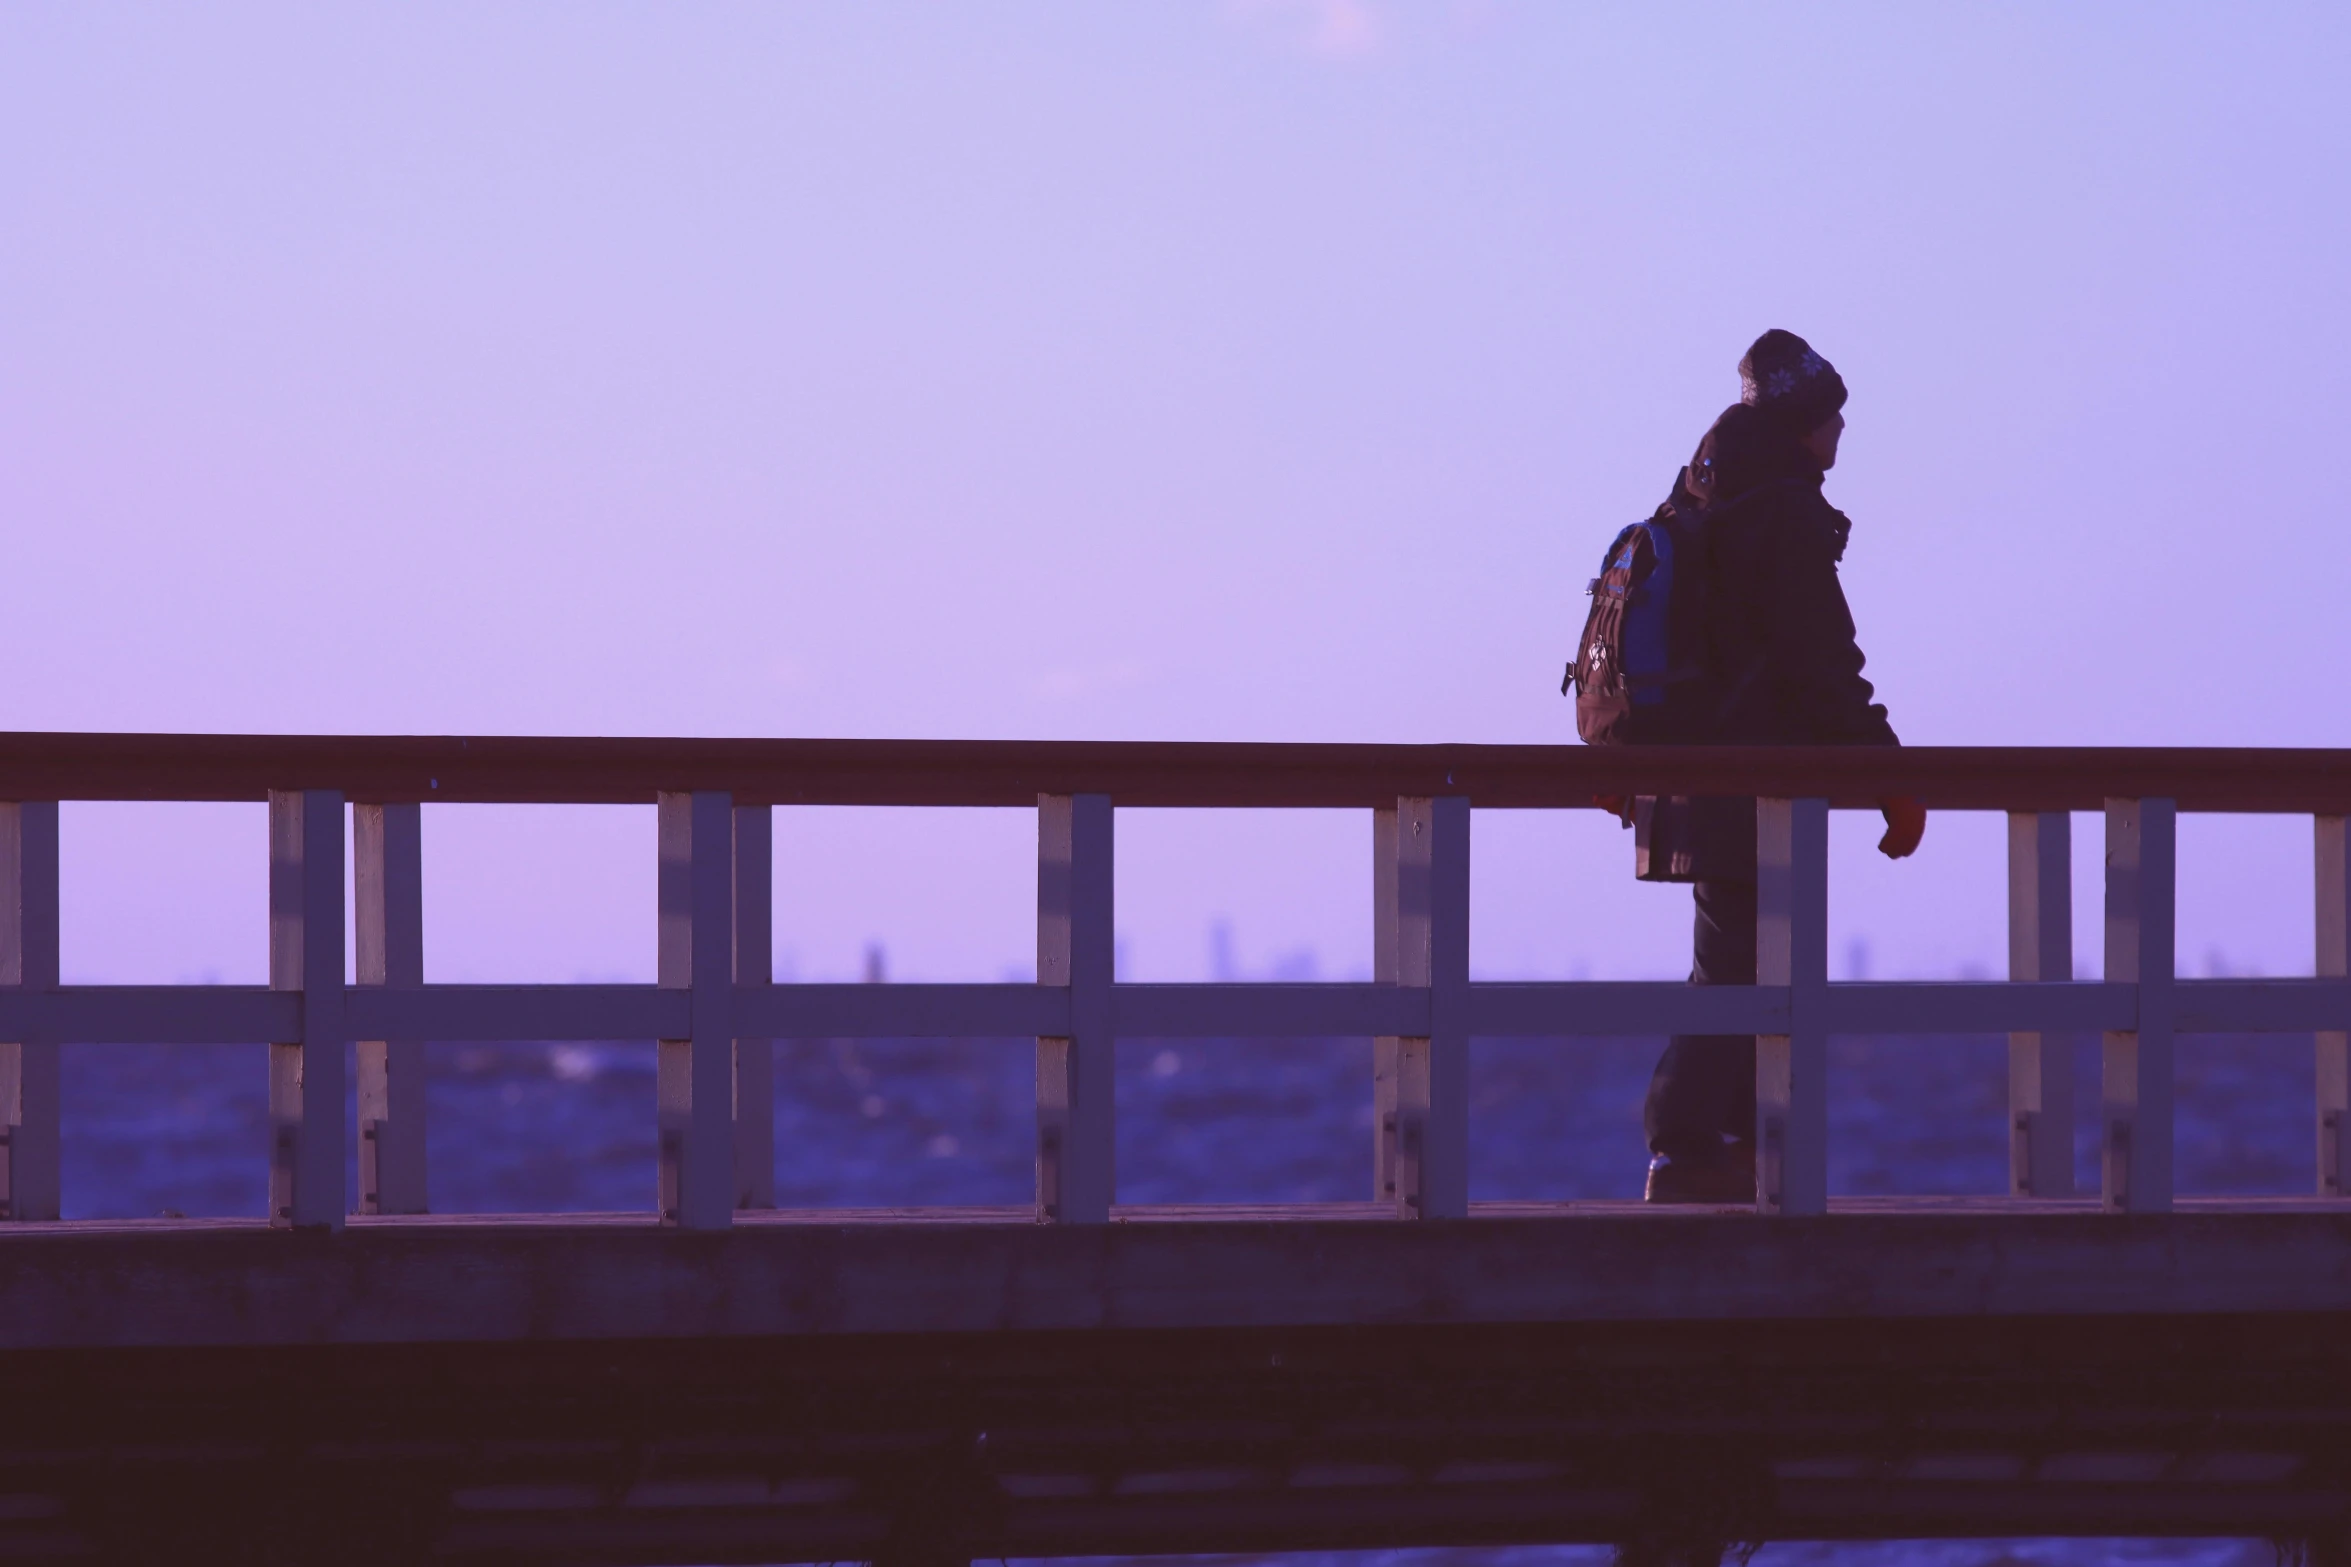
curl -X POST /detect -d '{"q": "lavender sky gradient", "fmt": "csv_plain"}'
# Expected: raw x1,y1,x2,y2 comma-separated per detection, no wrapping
4,3,2347,990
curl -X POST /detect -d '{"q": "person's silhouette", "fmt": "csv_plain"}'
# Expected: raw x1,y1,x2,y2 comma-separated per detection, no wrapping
1638,330,1924,1204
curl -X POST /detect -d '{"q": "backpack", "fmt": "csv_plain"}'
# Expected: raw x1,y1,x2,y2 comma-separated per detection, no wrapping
1563,497,1713,745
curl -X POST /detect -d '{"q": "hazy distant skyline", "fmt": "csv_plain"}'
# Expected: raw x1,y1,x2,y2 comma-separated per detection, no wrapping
5,4,2346,985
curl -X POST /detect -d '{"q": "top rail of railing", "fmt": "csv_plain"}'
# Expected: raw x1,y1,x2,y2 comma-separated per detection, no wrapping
2,733,2350,812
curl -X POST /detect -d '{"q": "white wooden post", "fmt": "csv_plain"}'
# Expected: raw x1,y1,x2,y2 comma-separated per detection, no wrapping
2007,811,2075,1197
657,791,735,1230
1371,804,1399,1203
1756,798,1829,1216
2102,798,2176,1213
268,790,346,1232
354,803,426,1216
733,804,775,1211
1391,796,1469,1220
2316,816,2348,1197
1036,793,1114,1224
0,803,60,1223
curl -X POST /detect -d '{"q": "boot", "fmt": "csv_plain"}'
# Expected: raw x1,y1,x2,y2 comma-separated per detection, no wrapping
1643,1139,1756,1205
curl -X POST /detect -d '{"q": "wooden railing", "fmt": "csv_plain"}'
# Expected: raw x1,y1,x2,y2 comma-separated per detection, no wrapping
1,735,2347,1230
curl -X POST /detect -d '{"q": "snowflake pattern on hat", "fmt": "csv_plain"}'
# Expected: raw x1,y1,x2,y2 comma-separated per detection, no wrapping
1770,352,1825,399
1743,346,1830,406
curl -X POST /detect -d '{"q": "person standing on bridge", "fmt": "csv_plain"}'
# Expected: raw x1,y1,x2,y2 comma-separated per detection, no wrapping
1629,330,1926,1203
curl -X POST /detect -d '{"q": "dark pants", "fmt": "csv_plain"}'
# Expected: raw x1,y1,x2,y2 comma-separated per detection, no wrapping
1642,879,1758,1162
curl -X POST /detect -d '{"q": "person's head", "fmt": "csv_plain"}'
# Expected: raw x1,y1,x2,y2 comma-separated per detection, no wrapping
1737,328,1847,469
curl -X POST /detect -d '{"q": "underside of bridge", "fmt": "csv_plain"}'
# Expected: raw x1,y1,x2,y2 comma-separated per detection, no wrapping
2,1311,2350,1564
6,1208,2351,1562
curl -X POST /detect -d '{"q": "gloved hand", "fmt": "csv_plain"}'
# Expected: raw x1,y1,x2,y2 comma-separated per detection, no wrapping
1877,796,1926,859
1592,794,1634,828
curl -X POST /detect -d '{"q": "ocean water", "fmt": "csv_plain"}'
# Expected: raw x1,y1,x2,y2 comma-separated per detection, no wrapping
54,1027,2315,1567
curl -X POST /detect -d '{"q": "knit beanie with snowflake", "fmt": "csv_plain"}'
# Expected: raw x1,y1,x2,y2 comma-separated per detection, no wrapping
1737,329,1847,434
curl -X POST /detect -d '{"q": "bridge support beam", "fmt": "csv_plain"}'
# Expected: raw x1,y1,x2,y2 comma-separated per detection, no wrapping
734,804,775,1211
355,802,427,1216
1037,794,1114,1224
1757,798,1828,1216
269,790,346,1231
1390,796,1469,1220
2102,798,2176,1213
2007,811,2075,1197
658,791,736,1230
2317,816,2348,1196
0,801,59,1223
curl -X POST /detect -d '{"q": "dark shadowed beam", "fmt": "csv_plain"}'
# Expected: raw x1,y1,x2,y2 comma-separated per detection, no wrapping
0,732,2348,811
9,1210,2351,1350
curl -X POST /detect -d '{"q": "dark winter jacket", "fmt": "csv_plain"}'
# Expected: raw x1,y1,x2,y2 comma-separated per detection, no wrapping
1700,449,1896,747
1635,408,1896,881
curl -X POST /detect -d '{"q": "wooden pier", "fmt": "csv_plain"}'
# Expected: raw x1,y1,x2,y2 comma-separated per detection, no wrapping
2,734,2350,1563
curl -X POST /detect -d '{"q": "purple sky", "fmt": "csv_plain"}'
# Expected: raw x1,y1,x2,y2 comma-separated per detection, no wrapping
4,4,2347,988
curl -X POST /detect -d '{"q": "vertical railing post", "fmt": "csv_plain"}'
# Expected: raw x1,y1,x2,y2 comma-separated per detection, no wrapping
1371,805,1400,1204
354,802,427,1215
1391,796,1469,1220
1036,793,1114,1224
1756,797,1829,1216
2102,798,2176,1213
733,804,776,1211
268,790,346,1232
657,791,735,1231
2007,811,2075,1197
0,802,61,1223
2315,816,2348,1197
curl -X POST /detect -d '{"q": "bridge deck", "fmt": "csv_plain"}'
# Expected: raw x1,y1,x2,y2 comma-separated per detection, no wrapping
5,1203,2351,1562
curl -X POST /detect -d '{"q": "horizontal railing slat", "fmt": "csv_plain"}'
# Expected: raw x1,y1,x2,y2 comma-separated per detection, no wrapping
346,986,687,1042
1114,983,1422,1038
0,977,2337,1046
2177,978,2351,1034
735,984,1070,1038
1468,983,1789,1037
0,987,296,1044
1820,982,2137,1035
